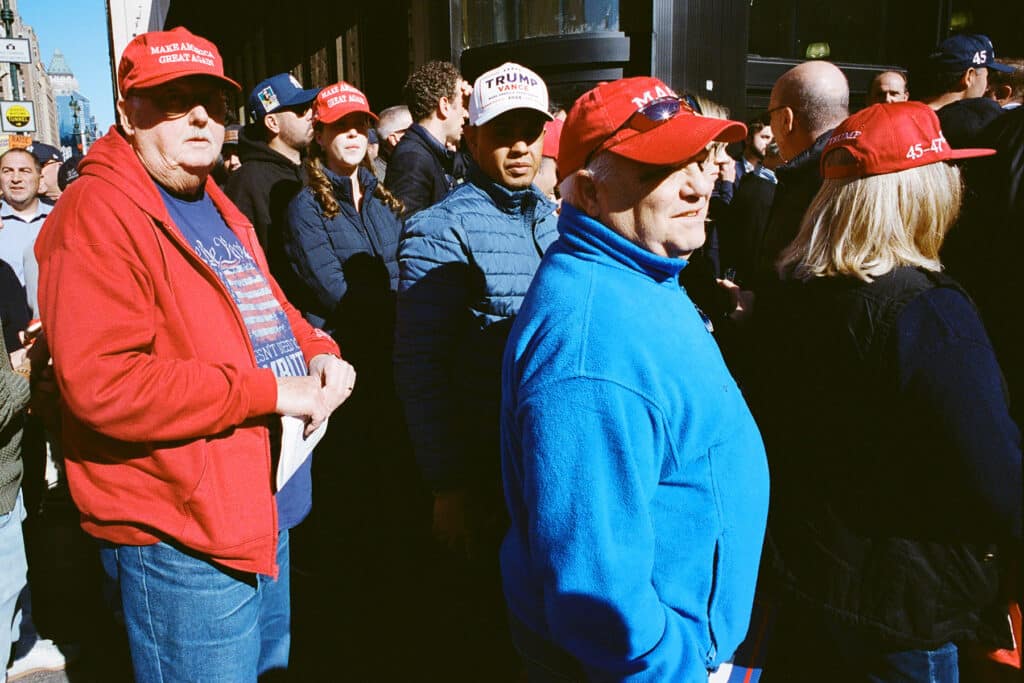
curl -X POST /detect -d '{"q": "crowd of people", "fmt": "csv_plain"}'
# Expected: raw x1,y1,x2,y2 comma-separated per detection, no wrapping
0,21,1020,683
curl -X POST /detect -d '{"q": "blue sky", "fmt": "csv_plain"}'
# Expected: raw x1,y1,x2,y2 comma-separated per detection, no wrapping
21,0,116,131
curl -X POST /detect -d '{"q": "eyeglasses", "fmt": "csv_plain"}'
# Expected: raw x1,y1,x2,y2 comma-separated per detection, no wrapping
586,96,696,166
766,104,790,117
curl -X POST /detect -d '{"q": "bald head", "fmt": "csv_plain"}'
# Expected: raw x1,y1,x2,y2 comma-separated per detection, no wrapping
870,71,908,104
768,61,849,160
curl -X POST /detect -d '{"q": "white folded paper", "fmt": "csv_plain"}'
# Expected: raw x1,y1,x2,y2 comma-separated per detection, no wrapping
276,415,329,490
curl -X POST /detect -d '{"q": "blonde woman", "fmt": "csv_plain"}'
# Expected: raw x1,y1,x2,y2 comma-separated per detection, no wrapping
749,102,1021,682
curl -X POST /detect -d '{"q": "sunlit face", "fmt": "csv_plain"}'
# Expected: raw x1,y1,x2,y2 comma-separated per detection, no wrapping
120,76,227,192
269,103,315,150
0,150,41,209
316,111,370,175
591,149,715,260
444,80,469,146
869,72,908,104
465,109,546,190
748,126,774,159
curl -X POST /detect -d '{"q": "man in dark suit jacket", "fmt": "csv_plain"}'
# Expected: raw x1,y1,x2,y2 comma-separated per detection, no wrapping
385,61,470,218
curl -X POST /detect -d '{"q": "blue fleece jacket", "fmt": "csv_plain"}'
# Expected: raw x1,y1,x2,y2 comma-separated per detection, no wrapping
500,204,769,682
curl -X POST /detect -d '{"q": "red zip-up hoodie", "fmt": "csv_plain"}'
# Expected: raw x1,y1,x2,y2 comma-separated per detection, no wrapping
35,127,339,577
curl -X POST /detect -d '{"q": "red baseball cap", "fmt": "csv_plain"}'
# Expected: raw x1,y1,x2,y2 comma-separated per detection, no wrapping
542,118,563,159
558,77,746,180
822,101,995,179
314,82,378,125
118,27,240,95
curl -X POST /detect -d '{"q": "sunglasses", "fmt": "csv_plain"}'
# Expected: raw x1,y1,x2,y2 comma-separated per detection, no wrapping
137,85,229,119
586,95,697,166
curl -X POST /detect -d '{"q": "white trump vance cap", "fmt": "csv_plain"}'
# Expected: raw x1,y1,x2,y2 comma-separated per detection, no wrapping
469,62,553,127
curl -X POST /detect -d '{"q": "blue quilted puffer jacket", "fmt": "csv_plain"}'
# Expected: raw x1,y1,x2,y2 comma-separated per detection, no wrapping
395,164,558,491
284,165,401,333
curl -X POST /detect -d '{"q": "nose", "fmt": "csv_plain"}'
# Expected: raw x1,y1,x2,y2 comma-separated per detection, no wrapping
188,102,211,125
684,163,715,200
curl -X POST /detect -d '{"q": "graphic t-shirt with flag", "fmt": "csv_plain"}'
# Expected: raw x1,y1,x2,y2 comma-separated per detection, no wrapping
158,184,312,529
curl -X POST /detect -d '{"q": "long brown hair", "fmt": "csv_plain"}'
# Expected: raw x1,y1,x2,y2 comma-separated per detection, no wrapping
303,128,404,219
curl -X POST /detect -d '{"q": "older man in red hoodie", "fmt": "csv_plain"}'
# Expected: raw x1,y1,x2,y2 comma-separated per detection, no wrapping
35,28,355,681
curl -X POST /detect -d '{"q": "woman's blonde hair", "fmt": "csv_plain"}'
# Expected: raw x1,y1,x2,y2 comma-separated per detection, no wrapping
303,127,404,219
777,157,963,282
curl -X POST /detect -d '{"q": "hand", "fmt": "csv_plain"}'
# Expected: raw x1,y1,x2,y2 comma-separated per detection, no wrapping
275,375,330,437
717,278,755,325
8,347,27,371
432,489,470,554
25,333,61,429
307,354,356,413
719,157,737,184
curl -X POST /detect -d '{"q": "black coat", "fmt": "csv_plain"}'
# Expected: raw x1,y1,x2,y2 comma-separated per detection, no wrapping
748,267,1017,650
384,124,461,218
752,130,833,290
224,126,306,302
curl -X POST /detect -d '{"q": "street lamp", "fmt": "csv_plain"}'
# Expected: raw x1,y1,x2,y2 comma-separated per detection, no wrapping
1,0,19,100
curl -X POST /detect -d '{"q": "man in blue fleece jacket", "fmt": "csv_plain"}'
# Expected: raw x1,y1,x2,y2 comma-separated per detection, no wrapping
500,77,770,681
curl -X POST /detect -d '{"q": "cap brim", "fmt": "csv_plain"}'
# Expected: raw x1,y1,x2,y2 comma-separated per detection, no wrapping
127,72,241,92
606,115,746,167
949,147,997,160
317,108,379,125
472,105,553,128
987,61,1015,73
275,87,322,110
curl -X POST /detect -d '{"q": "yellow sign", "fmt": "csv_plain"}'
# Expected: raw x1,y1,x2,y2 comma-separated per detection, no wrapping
5,104,30,128
0,101,35,133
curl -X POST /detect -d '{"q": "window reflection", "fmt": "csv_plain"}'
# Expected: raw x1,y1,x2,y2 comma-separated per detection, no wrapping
462,0,620,49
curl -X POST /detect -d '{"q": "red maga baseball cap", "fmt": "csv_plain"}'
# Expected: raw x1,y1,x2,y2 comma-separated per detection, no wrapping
314,82,378,125
822,101,995,179
542,118,563,159
118,27,240,95
558,77,746,180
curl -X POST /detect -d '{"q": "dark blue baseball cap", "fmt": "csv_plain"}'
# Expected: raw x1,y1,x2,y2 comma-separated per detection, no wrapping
247,73,320,122
929,34,1013,73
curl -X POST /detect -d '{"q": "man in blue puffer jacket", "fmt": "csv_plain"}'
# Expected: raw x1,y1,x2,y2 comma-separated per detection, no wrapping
396,66,557,674
396,62,557,550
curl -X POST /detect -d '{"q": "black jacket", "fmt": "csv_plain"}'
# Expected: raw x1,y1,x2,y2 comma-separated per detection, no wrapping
224,126,305,296
943,104,1024,427
937,97,1005,148
384,124,460,218
749,267,1017,650
752,130,833,290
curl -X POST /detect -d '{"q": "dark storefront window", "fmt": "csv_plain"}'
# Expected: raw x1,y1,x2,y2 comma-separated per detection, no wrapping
460,0,620,50
748,0,944,68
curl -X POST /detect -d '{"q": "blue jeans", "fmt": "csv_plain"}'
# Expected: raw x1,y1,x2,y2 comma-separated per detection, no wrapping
764,608,959,683
101,531,291,682
0,491,27,673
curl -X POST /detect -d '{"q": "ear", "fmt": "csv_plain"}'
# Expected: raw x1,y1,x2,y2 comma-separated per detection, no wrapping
117,98,135,135
993,84,1012,102
574,170,603,218
438,95,452,121
264,113,281,135
962,68,978,92
387,132,402,148
779,106,795,134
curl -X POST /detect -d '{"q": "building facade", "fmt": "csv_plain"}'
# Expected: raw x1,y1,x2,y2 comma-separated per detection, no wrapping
0,0,60,149
49,50,99,156
106,0,1023,124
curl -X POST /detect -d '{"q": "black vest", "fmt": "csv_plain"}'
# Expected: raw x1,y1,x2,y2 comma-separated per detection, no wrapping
749,267,1012,649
